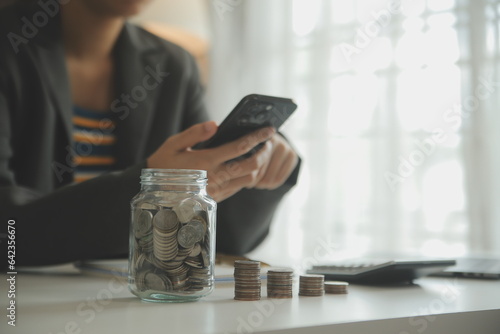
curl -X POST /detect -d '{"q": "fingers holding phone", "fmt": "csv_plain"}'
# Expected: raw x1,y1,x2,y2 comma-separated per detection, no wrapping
253,134,299,190
205,131,298,198
203,127,277,201
209,126,275,163
146,122,279,202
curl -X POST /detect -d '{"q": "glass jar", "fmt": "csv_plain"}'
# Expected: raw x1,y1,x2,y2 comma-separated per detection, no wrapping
128,169,216,302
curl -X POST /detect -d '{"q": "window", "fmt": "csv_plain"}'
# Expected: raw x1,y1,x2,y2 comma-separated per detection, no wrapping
208,0,500,265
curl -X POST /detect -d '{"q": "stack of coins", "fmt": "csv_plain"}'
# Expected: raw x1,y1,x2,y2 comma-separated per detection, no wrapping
267,268,294,299
324,281,349,294
299,274,325,296
153,210,180,262
135,211,154,253
234,260,261,301
188,268,211,291
131,199,212,293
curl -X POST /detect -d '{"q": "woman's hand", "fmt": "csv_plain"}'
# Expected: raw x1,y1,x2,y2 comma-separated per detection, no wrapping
147,121,294,202
251,134,299,190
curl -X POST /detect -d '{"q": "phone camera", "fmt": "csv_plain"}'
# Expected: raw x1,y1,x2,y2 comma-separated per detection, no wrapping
237,115,251,126
255,110,269,122
239,103,275,126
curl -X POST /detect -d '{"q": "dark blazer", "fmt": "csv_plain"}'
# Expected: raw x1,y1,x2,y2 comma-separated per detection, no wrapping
0,3,298,266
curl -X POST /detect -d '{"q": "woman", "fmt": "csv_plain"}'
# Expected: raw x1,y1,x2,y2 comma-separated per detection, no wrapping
0,0,299,266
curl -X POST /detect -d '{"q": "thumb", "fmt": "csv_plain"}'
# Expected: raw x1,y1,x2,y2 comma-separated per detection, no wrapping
168,121,217,151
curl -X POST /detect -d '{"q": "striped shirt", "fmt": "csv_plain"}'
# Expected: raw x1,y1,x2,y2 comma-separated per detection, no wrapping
72,106,117,183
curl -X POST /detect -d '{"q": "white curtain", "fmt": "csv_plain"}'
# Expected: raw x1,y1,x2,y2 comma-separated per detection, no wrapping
206,0,500,266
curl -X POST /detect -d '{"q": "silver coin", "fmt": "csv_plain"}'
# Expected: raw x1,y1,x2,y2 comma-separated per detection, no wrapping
189,243,202,257
189,267,210,278
177,225,199,248
138,234,154,252
136,201,161,211
134,210,153,238
268,268,294,275
165,263,190,276
174,198,203,223
186,219,206,242
134,271,147,291
325,280,348,285
234,260,261,269
153,209,179,232
153,258,184,271
135,253,154,272
144,272,167,291
201,249,210,267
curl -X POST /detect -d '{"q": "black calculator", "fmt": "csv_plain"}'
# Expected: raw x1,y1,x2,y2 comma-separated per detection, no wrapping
307,259,456,284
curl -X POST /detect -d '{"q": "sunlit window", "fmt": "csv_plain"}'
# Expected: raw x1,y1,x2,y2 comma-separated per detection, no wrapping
274,0,499,258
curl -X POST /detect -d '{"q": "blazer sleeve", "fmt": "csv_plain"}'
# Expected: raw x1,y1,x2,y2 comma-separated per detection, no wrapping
0,144,144,268
0,63,144,267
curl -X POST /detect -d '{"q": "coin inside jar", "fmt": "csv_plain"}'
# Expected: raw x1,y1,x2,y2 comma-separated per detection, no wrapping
134,210,153,238
153,209,179,232
174,198,203,223
177,225,199,248
186,218,206,242
144,272,170,291
189,243,202,257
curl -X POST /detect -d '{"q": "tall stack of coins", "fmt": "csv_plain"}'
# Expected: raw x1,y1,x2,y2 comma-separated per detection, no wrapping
130,198,212,295
267,268,294,299
234,260,261,301
299,274,325,296
324,281,349,294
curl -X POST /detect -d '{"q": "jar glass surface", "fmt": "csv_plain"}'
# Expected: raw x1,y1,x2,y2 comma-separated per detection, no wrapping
129,169,216,302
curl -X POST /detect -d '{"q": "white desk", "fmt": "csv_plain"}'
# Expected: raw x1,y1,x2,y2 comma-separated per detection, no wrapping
1,265,499,334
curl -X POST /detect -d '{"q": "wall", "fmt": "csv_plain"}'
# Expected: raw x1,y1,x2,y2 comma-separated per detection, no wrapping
131,0,211,41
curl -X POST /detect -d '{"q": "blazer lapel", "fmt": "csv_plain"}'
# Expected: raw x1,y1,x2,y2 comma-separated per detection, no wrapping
112,23,168,169
34,17,73,148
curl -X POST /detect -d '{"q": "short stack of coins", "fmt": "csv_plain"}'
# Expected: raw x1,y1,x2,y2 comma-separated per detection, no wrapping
234,260,261,301
299,274,325,296
324,281,349,294
267,268,294,299
131,197,211,293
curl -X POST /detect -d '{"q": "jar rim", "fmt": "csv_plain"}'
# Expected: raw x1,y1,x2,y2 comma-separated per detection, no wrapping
141,169,207,177
140,169,207,185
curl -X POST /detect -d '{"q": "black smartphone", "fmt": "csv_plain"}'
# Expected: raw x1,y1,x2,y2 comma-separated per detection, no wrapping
194,94,297,161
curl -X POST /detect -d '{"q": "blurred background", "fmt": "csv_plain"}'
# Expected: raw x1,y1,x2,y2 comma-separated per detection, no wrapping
136,0,500,267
